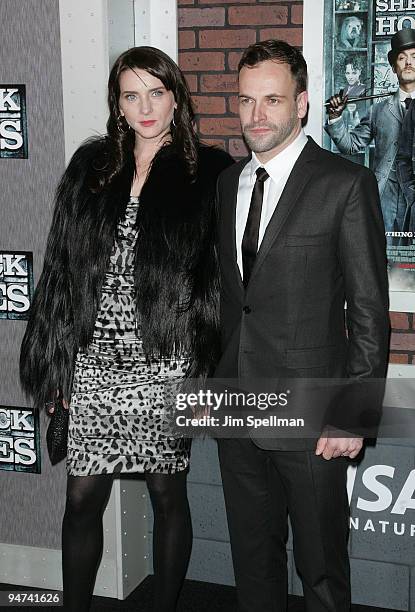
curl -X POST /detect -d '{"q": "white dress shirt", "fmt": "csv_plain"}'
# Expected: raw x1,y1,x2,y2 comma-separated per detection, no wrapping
236,129,308,275
399,87,415,107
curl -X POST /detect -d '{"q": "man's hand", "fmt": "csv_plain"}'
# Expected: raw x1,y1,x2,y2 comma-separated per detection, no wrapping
326,92,348,120
315,433,363,460
191,405,210,418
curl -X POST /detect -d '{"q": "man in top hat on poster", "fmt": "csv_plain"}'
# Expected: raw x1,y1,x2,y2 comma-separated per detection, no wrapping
326,27,415,239
215,38,389,612
396,40,415,234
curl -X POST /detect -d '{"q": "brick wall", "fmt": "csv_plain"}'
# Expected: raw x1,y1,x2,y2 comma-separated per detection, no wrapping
390,313,415,364
177,0,303,158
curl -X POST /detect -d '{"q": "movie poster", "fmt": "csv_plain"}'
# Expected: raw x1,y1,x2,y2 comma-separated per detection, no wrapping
0,251,34,320
323,0,415,290
0,85,28,159
0,406,41,473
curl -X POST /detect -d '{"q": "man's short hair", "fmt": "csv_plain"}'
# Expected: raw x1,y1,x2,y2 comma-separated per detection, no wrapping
238,39,308,96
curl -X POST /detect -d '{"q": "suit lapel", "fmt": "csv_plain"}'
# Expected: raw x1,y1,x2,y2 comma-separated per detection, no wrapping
389,91,403,124
222,158,250,292
248,138,318,283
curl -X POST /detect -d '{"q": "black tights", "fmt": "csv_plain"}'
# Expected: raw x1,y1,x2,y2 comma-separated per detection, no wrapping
62,471,192,612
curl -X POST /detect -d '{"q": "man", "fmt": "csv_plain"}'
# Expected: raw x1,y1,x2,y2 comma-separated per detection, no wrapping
325,28,415,237
215,40,389,612
396,79,415,234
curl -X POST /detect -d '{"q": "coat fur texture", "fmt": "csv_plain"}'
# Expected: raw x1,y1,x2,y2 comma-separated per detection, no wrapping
20,138,233,409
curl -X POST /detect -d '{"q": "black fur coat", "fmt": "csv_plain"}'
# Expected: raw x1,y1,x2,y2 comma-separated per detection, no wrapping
20,138,233,409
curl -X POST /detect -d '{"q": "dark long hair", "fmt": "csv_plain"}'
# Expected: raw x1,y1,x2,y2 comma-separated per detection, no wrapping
95,46,197,189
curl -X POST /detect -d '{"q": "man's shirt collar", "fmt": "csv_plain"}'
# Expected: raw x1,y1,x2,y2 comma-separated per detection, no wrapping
249,130,308,184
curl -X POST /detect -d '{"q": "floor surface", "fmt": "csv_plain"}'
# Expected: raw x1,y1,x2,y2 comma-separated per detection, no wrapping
0,577,399,611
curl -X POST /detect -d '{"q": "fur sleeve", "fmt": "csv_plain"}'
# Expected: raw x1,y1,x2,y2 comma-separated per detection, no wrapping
19,137,107,409
134,143,233,378
187,146,234,377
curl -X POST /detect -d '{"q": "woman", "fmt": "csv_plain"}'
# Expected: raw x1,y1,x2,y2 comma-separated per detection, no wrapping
20,46,233,612
343,56,365,98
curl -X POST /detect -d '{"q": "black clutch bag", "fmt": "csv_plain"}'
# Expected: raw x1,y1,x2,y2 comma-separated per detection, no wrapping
46,399,69,465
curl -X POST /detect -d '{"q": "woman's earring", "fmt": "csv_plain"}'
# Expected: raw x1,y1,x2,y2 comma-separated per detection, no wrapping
117,115,129,134
172,109,177,128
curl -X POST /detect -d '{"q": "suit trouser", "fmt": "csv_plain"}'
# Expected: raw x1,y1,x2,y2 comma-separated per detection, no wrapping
217,438,351,612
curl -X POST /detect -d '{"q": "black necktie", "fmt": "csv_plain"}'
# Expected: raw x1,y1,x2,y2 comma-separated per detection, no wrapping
404,97,412,111
242,167,269,288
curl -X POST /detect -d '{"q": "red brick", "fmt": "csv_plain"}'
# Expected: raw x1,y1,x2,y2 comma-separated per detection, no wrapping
193,95,226,115
229,5,288,26
199,138,227,149
179,7,225,28
201,74,238,92
389,353,409,364
179,30,195,49
390,312,410,330
228,51,243,71
200,117,241,136
229,138,248,158
260,28,303,47
291,5,303,25
202,0,251,3
179,52,224,72
178,0,194,4
228,95,239,115
390,332,415,351
200,29,256,49
185,74,198,92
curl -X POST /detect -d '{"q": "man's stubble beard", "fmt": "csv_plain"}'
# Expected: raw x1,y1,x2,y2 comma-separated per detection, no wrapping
242,110,299,154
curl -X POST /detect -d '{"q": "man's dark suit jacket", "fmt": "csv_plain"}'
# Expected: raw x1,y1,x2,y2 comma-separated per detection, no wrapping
216,137,390,450
396,99,415,233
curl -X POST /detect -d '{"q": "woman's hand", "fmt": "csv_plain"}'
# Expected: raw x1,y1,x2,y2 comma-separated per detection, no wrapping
45,392,69,414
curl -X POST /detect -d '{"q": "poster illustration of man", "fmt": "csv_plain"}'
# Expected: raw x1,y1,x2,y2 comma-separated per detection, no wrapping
397,87,415,232
323,0,415,291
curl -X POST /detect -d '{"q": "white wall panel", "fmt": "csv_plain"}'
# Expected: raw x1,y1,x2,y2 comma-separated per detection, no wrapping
59,0,110,161
134,0,178,61
108,0,135,68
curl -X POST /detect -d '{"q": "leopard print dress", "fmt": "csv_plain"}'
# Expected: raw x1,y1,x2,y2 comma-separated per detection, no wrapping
67,197,189,476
